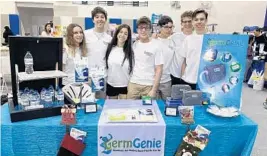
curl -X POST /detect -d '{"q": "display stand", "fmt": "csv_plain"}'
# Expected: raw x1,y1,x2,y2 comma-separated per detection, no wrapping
8,36,66,122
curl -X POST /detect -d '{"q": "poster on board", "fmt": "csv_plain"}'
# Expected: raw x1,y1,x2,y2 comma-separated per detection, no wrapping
197,34,249,109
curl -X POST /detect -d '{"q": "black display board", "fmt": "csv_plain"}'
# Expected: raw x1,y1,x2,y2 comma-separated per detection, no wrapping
8,36,63,122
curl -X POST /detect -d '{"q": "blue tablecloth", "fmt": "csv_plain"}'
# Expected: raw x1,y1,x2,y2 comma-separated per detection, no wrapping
1,100,258,156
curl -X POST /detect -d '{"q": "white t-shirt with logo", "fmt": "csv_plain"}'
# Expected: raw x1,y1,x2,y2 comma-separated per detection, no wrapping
157,37,175,83
130,39,164,86
169,32,187,78
84,29,112,68
107,46,130,87
63,47,88,85
180,34,204,84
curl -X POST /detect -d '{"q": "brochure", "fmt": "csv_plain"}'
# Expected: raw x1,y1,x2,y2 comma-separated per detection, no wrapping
105,108,158,123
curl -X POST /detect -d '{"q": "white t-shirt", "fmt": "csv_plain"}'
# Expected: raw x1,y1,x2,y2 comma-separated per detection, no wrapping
157,37,175,83
130,39,164,86
107,46,130,87
169,32,187,78
84,29,112,68
180,34,204,84
62,47,88,85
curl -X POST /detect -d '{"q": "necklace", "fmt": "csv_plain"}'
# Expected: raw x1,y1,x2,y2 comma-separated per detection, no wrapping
93,30,105,40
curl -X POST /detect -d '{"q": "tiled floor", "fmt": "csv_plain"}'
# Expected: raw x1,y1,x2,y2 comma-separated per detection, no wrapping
241,84,267,156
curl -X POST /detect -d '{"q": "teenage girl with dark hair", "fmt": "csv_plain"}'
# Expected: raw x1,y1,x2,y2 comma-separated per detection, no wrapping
105,24,134,99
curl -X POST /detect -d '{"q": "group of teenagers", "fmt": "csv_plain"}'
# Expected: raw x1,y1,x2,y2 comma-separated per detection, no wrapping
62,6,209,100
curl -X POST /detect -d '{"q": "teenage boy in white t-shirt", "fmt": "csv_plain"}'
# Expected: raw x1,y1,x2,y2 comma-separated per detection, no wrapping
170,11,193,85
127,16,164,99
156,16,175,99
84,7,112,68
180,9,208,89
84,7,112,98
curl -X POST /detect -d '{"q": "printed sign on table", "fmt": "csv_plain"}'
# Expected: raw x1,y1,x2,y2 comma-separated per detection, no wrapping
197,34,248,109
98,100,166,156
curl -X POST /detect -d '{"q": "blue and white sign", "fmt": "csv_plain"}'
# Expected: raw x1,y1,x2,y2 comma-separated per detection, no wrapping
98,100,166,156
74,57,89,83
197,34,249,109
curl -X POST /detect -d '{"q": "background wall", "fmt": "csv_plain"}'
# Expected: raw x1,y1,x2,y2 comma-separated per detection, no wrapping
17,7,53,36
54,1,267,33
1,1,267,37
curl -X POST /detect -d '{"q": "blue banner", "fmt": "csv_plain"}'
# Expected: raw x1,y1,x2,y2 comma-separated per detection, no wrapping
197,34,249,109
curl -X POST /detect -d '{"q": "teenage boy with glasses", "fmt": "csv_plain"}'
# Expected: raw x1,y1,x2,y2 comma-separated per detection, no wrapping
127,16,164,99
170,11,193,86
155,15,175,99
180,9,208,90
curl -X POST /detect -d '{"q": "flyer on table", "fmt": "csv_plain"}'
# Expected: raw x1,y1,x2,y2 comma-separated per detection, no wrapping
197,34,248,109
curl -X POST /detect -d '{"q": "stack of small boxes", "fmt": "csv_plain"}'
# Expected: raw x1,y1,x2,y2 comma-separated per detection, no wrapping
165,85,211,117
165,85,191,116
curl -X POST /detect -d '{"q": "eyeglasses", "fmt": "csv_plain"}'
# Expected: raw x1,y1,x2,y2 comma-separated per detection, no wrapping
182,20,192,24
138,26,150,31
162,25,175,29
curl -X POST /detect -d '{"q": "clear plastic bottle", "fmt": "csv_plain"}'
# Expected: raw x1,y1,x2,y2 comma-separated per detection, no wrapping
57,88,64,106
40,88,46,105
44,91,52,107
30,91,38,105
24,51,34,74
21,92,29,109
48,85,55,102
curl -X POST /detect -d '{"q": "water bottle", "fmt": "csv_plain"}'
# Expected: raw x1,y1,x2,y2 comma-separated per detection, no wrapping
21,93,29,110
24,87,30,94
24,51,34,74
30,91,38,105
17,90,23,110
48,85,55,102
57,88,64,106
40,88,46,105
44,91,52,107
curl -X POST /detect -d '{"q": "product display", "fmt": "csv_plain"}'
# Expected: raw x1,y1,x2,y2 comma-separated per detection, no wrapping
166,97,183,107
202,64,226,85
61,105,77,125
74,57,89,83
229,76,239,85
175,125,210,156
207,105,239,117
105,108,158,123
171,85,192,99
142,96,152,105
84,103,97,113
70,128,87,143
197,34,248,109
17,85,64,110
221,52,232,62
203,48,218,62
178,106,194,124
165,106,178,117
62,83,95,105
182,91,203,106
89,66,106,92
230,62,241,72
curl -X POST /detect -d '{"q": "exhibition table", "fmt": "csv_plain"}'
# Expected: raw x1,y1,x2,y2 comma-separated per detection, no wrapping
1,100,258,156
